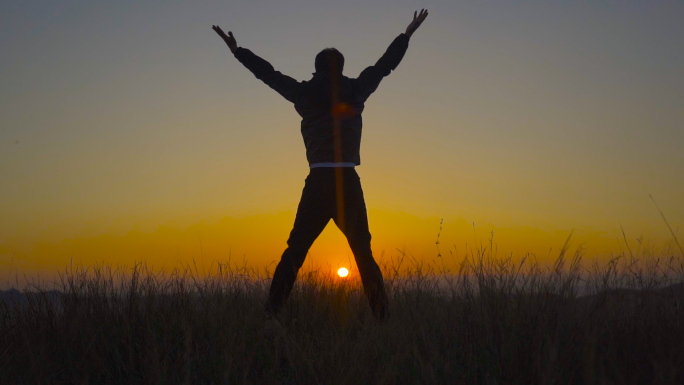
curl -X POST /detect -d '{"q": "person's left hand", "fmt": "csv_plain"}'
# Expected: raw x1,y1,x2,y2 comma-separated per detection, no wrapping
212,25,238,53
405,9,429,38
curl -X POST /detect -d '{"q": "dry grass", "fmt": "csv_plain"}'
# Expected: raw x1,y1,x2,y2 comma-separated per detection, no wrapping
2,240,684,384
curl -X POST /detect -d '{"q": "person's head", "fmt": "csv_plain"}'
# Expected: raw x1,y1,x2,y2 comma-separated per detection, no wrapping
315,48,344,75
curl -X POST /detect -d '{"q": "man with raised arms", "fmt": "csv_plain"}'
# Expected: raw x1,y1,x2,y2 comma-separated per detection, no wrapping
213,9,429,321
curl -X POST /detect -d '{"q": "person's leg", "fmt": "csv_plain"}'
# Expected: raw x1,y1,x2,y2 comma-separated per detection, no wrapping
267,171,332,316
333,168,388,320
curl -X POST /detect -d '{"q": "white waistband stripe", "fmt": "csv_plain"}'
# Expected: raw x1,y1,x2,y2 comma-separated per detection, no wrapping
309,162,356,168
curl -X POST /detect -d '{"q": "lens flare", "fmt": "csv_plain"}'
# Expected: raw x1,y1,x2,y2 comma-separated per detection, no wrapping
337,267,349,277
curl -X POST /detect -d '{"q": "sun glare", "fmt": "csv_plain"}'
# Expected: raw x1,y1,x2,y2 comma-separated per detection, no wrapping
337,267,349,278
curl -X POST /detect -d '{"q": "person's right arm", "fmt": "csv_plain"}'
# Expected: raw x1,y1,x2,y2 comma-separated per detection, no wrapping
353,9,429,101
212,25,300,103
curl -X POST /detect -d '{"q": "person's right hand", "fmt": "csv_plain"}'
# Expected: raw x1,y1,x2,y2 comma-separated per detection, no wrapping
212,25,238,54
405,9,429,38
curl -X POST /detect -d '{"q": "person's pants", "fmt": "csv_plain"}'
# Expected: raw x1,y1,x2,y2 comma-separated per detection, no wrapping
267,167,388,319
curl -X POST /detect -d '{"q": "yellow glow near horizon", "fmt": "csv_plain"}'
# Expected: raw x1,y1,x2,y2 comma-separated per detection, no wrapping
337,267,349,278
1,2,683,289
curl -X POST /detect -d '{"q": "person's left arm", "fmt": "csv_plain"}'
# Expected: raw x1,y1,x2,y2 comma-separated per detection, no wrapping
212,26,300,103
352,9,428,102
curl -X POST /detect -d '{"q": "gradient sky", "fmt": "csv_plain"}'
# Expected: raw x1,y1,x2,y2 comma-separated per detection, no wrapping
2,0,683,287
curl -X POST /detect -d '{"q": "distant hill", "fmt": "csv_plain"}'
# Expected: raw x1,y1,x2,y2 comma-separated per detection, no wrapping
1,289,62,309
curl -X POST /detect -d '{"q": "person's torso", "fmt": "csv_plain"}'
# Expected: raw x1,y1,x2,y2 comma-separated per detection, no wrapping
294,74,366,165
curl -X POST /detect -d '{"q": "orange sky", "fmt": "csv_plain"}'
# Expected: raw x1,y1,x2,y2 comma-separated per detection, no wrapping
2,1,683,288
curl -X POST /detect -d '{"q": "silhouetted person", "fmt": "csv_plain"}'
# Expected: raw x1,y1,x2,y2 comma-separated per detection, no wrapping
213,9,429,320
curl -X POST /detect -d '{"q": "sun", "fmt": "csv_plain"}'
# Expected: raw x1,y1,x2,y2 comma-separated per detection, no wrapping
337,267,349,278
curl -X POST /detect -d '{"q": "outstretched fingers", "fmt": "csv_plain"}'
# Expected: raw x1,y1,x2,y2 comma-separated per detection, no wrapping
419,9,428,22
411,9,429,25
213,27,237,53
212,25,224,36
414,9,428,27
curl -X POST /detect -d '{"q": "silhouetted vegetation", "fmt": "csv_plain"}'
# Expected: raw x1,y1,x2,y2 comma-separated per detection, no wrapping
2,240,683,384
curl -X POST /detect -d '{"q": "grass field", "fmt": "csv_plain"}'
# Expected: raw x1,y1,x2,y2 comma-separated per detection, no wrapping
2,240,684,384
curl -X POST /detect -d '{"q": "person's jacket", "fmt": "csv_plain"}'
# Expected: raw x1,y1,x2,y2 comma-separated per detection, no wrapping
234,34,410,165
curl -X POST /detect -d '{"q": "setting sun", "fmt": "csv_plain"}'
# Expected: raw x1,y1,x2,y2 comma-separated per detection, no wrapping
337,267,349,278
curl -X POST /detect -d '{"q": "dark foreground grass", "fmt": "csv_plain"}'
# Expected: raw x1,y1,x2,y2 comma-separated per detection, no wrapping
2,246,684,385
